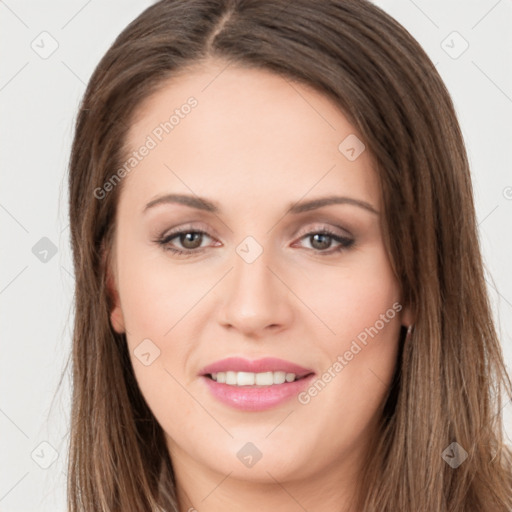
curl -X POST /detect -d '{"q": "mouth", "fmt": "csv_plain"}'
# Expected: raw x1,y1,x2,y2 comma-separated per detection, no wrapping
199,356,315,386
200,370,316,411
204,370,315,387
198,357,315,410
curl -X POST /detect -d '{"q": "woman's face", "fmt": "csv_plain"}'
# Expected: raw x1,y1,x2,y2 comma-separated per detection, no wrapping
108,59,412,486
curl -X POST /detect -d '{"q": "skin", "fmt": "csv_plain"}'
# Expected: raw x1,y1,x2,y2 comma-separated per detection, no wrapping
107,58,413,512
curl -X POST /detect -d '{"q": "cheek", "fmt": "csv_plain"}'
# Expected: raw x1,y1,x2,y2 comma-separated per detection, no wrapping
115,241,210,423
118,259,200,429
296,246,402,420
116,244,207,339
304,246,402,345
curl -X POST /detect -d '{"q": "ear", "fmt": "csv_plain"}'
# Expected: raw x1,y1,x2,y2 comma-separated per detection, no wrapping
103,243,125,334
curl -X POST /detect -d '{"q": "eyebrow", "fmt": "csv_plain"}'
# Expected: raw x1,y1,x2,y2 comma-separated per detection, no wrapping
143,193,379,215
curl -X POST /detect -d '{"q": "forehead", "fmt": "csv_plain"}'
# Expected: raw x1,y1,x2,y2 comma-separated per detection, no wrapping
120,60,379,214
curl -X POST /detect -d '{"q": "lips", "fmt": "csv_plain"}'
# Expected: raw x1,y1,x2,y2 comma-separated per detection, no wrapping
201,372,316,411
199,357,314,379
199,358,316,412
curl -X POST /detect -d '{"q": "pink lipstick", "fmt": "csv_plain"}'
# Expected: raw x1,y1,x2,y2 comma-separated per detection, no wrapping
199,357,315,411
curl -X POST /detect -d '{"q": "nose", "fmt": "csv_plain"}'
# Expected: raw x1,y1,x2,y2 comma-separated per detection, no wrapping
217,246,295,337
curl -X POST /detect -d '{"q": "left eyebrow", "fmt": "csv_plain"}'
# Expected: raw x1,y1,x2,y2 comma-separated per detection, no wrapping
287,195,379,215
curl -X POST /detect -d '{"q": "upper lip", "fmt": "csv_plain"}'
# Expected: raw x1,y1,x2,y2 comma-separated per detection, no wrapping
199,357,314,378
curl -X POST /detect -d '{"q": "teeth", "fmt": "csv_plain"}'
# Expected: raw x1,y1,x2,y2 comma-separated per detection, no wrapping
210,371,298,386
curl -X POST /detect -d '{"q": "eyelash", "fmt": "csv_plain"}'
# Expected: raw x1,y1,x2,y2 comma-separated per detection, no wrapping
154,225,355,257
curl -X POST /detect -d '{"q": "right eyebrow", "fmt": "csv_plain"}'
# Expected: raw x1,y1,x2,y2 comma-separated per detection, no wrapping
144,193,220,214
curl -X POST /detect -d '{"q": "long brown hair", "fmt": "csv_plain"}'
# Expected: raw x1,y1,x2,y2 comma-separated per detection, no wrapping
66,1,512,510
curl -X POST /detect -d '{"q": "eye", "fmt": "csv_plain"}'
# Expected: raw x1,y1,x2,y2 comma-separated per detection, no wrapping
293,227,355,255
155,228,217,256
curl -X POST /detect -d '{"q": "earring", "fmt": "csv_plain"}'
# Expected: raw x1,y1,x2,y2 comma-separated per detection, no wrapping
406,324,413,337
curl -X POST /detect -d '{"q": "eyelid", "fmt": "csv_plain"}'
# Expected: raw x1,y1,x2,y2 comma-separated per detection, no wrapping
159,221,218,240
293,222,353,239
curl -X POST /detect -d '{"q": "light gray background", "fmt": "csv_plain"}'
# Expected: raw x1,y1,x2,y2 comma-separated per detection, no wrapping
1,1,511,510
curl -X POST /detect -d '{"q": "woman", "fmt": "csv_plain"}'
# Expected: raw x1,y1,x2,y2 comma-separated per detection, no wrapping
66,0,512,510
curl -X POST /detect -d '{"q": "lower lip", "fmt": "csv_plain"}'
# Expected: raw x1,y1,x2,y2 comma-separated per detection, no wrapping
201,374,315,411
